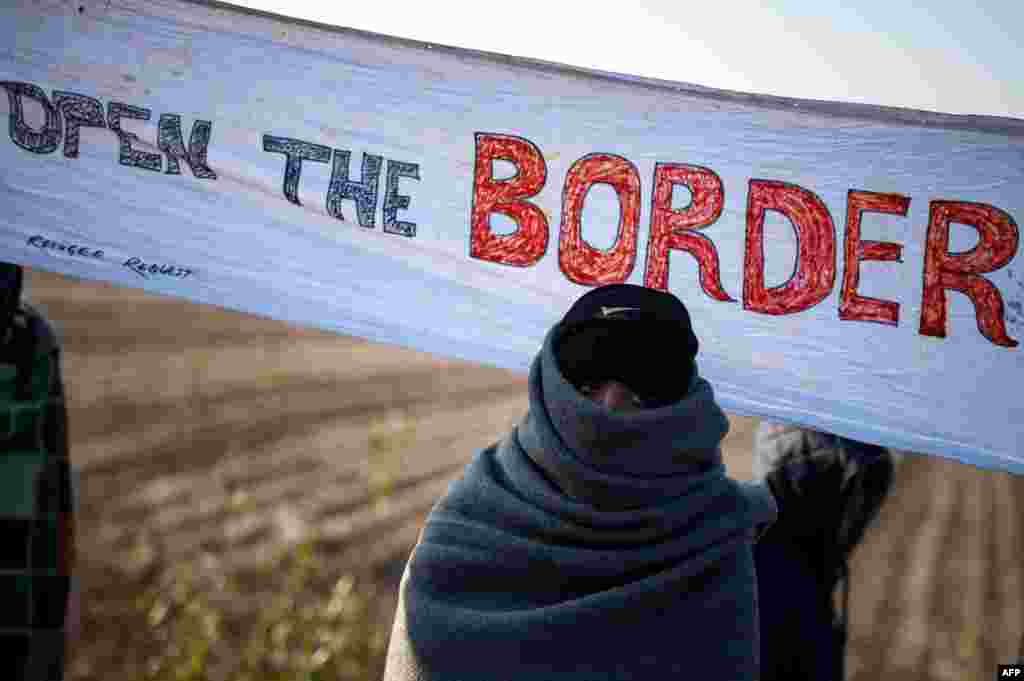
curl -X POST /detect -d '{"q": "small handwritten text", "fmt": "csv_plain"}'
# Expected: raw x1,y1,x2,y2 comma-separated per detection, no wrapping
123,256,193,280
28,235,104,259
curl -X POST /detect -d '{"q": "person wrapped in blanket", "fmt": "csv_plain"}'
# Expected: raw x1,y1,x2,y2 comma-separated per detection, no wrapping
383,282,893,680
0,264,77,681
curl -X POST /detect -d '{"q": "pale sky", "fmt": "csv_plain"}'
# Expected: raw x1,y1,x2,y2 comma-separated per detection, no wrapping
232,0,1021,119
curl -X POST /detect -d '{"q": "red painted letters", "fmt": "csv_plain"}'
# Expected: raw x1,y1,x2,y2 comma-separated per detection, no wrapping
644,164,733,301
465,134,1019,349
839,191,909,325
469,133,548,267
558,153,641,285
919,201,1019,347
743,180,837,315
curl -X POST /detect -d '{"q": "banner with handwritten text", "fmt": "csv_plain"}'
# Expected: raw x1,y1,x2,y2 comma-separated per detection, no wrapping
2,0,1023,472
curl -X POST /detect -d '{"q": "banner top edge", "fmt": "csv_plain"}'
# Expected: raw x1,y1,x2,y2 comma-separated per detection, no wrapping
167,0,1024,137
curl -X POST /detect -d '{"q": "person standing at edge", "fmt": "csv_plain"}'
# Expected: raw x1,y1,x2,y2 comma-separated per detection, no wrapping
382,283,892,680
0,263,78,681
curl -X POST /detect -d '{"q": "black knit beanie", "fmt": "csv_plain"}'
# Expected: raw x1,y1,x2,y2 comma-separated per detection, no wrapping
554,284,699,409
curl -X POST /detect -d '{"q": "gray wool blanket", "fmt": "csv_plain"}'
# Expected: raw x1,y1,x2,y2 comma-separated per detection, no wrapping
383,323,777,681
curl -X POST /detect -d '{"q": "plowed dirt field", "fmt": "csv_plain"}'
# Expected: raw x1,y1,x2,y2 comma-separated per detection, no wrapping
24,267,1024,681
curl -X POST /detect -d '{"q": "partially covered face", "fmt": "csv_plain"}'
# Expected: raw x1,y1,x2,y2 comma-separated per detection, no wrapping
557,320,685,411
576,379,648,412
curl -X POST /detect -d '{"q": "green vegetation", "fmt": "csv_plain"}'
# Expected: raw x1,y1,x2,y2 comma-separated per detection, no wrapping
68,407,421,681
123,412,413,681
132,527,387,681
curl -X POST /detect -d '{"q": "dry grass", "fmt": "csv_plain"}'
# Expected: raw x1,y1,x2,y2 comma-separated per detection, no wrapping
68,414,411,681
133,524,387,681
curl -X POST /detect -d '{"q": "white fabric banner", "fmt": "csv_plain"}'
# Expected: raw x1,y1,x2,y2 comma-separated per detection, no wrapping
2,0,1023,472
